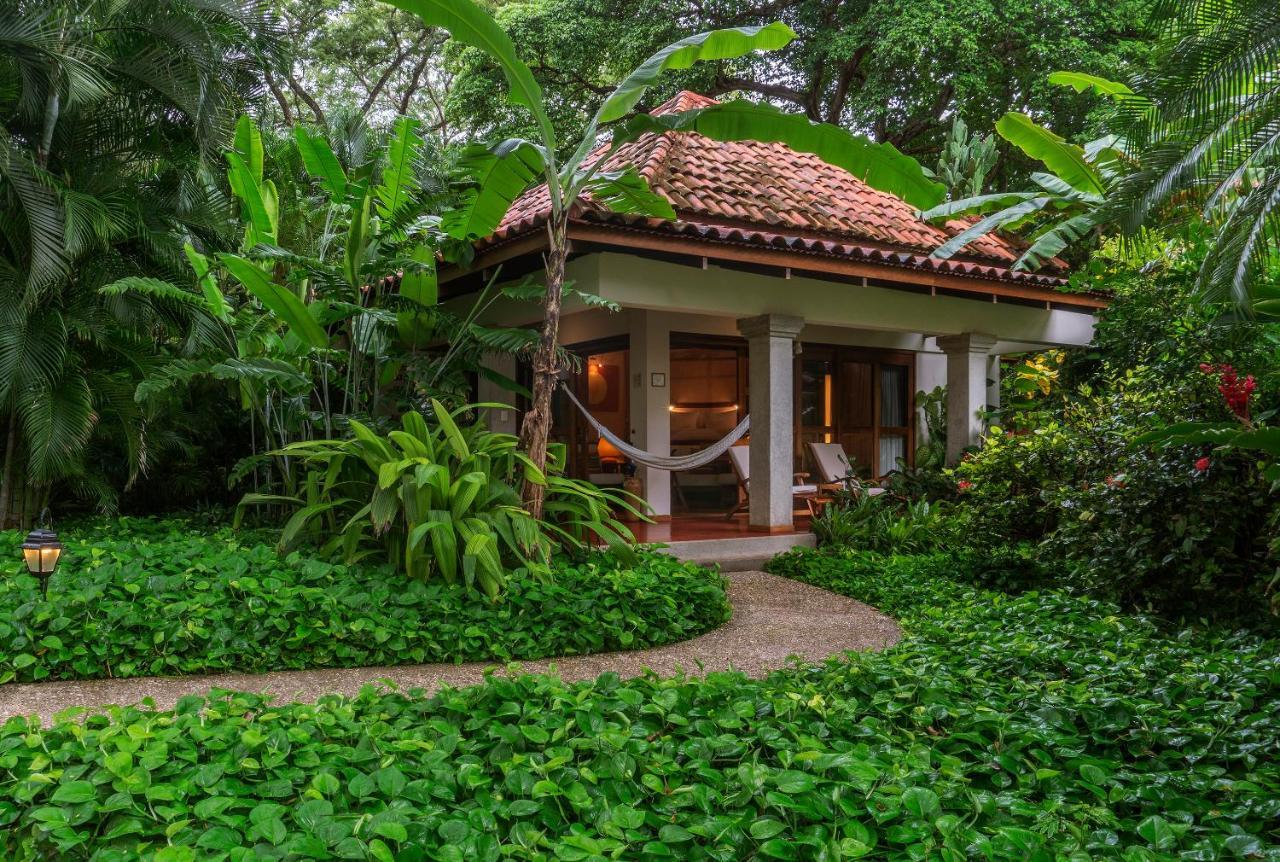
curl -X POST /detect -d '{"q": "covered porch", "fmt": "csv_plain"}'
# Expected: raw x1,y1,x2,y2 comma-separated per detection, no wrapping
473,251,1099,534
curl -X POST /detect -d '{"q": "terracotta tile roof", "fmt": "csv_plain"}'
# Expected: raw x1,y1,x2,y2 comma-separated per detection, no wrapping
487,92,1070,288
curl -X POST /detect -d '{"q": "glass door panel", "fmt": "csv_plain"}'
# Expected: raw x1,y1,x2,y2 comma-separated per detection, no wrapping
544,340,628,481
877,363,911,474
580,349,628,481
796,347,914,479
879,365,909,427
670,344,745,513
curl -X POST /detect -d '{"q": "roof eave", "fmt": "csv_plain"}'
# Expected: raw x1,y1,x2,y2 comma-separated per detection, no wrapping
442,219,1107,312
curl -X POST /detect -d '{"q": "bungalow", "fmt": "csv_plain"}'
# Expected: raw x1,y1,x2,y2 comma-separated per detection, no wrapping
443,92,1104,536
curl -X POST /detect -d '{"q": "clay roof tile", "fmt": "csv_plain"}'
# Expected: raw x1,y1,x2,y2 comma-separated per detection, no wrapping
488,91,1067,285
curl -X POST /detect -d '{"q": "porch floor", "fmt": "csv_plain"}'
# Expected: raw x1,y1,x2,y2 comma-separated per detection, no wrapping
630,514,811,543
631,514,816,570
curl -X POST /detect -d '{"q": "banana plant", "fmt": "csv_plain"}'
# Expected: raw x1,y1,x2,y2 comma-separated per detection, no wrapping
385,0,945,518
918,74,1139,270
107,115,545,498
240,400,646,598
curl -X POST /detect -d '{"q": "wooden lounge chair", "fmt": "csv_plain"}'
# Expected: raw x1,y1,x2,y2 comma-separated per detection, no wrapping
806,442,886,497
725,444,819,519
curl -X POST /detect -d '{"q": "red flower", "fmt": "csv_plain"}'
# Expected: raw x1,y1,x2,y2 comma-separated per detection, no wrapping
1200,363,1256,420
957,480,973,492
1194,456,1211,472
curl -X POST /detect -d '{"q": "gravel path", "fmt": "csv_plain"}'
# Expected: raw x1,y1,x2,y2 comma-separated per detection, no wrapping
0,571,900,723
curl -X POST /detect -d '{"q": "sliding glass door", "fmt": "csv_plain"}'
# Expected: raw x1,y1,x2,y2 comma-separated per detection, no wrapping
797,346,914,478
669,334,748,512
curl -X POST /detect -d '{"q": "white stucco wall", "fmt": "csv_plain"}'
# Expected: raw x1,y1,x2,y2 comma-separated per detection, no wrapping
593,253,1096,348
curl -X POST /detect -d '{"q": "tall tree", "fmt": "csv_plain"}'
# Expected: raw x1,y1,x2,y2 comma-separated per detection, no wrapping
0,0,278,524
265,0,456,134
442,0,1152,167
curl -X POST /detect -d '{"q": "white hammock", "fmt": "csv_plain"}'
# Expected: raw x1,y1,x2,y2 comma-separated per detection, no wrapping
560,383,750,471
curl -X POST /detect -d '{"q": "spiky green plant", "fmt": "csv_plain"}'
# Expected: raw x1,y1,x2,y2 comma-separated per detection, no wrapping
240,400,645,598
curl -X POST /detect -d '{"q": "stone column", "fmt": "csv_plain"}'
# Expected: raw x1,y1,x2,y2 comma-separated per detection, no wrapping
737,314,804,532
936,333,998,464
629,310,671,518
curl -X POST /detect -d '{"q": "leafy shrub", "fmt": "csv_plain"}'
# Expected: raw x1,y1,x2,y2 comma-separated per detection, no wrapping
1042,437,1273,612
811,492,952,554
953,377,1277,613
945,250,1280,614
242,403,643,598
3,550,1276,860
0,518,729,684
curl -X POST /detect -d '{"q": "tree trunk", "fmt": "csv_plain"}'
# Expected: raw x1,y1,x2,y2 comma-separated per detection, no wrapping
0,412,17,528
518,215,569,519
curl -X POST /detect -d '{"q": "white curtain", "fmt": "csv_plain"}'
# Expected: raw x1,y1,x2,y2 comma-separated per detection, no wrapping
879,434,906,472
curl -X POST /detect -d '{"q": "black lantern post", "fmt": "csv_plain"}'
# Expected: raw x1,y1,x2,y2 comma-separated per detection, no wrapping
20,525,62,599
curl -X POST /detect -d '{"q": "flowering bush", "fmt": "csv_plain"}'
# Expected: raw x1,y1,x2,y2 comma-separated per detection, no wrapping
947,250,1280,616
1201,363,1257,419
1041,407,1273,613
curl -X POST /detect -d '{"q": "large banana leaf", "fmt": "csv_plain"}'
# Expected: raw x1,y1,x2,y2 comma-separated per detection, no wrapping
343,192,371,290
293,126,347,202
233,115,264,183
995,112,1105,196
919,191,1040,222
382,0,554,143
617,101,945,210
1047,71,1135,100
1016,212,1098,269
596,24,795,125
442,139,545,240
930,197,1055,260
226,152,277,246
218,253,328,348
583,167,676,219
1028,171,1106,203
182,243,232,321
565,23,796,175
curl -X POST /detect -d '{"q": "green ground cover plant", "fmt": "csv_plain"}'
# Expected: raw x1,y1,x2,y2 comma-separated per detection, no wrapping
3,549,1276,860
0,519,730,684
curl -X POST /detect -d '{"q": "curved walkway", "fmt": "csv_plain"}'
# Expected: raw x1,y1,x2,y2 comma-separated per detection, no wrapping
0,571,900,723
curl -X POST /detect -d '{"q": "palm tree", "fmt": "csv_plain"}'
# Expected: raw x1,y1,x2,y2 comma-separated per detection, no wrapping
1110,0,1280,307
0,0,279,525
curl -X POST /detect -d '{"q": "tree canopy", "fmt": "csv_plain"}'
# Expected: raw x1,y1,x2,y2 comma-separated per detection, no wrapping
441,0,1152,171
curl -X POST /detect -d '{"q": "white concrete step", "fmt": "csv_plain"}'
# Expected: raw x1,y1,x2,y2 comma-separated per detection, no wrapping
656,531,815,569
